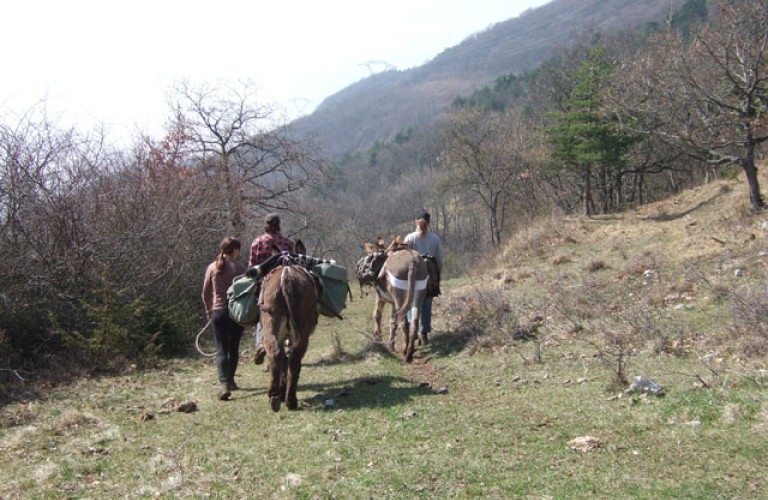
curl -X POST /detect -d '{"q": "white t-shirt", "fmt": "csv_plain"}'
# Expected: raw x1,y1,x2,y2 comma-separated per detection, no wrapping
404,231,443,271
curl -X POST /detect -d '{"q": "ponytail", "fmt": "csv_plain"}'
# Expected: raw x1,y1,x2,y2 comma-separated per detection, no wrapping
215,252,227,273
215,237,241,273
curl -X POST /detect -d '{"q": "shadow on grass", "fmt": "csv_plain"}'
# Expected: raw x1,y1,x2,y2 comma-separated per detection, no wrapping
648,193,722,221
299,374,436,410
416,329,472,359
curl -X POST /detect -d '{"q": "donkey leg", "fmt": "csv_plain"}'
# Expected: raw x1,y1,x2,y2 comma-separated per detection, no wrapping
263,320,284,412
285,339,308,410
403,316,418,362
387,305,398,350
268,358,286,412
373,298,385,342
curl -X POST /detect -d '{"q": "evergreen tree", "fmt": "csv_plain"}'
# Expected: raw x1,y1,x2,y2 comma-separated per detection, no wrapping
546,47,641,215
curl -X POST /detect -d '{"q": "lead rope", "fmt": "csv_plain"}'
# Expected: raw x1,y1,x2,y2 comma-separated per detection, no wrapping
195,319,216,357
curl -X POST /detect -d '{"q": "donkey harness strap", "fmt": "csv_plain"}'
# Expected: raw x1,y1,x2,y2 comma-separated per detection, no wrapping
387,271,429,291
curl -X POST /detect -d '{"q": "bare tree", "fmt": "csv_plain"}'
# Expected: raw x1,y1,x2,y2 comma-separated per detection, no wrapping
439,108,532,246
615,0,768,211
170,79,323,236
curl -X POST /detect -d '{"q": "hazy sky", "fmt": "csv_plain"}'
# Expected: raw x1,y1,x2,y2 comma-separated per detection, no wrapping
2,0,551,141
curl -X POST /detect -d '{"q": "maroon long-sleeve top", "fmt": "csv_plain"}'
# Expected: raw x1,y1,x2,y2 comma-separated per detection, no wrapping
202,258,246,315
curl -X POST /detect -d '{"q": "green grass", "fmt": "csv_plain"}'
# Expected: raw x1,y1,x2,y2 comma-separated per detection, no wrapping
3,176,768,498
2,282,767,499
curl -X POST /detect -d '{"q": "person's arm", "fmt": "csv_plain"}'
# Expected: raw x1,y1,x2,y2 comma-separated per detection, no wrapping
246,253,280,278
202,266,214,316
404,233,414,248
300,254,332,268
434,235,444,273
248,239,258,268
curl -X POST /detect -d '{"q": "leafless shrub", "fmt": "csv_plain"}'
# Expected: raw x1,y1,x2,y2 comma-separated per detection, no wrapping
585,260,608,273
620,296,687,354
442,286,539,348
591,322,638,386
329,328,347,360
727,277,768,357
623,251,658,276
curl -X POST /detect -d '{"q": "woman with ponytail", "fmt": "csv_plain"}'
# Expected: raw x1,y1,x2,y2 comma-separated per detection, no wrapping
202,237,246,401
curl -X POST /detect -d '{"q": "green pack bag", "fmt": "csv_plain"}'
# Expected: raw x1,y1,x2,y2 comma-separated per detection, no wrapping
311,262,351,319
227,274,260,327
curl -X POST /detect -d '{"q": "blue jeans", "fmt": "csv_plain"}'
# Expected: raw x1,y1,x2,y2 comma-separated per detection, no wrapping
407,297,433,334
254,322,263,350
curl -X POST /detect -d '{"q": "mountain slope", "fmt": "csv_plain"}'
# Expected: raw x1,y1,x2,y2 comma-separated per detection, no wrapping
293,0,687,159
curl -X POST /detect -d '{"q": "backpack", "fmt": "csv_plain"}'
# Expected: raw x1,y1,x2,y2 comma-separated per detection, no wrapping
422,254,441,298
311,262,351,319
356,251,387,287
227,274,260,327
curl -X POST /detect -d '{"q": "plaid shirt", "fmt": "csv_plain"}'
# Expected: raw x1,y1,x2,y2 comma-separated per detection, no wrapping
249,232,294,267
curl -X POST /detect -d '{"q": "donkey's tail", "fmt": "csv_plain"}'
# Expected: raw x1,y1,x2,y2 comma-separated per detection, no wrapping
281,267,301,346
395,260,416,323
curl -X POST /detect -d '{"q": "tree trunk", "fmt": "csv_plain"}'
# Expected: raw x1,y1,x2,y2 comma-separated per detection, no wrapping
743,139,765,211
583,167,592,216
600,166,609,214
490,203,501,247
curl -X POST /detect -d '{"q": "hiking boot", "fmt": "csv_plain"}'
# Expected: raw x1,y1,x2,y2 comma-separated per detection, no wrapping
218,383,231,401
419,331,429,346
254,346,266,365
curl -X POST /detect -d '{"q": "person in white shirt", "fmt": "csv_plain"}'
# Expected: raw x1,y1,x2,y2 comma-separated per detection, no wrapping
403,212,443,342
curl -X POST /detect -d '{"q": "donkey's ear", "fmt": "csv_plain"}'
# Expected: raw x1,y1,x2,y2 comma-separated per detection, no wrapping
364,241,376,254
294,239,307,255
377,236,386,249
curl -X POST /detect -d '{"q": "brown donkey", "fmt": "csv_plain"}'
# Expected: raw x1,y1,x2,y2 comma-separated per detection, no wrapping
370,237,429,363
259,264,319,411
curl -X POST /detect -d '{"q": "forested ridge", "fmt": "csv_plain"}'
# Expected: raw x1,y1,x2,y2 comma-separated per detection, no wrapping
292,0,690,159
2,0,767,390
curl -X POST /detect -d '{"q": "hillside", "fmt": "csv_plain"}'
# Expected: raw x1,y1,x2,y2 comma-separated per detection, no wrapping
293,0,688,159
2,171,767,498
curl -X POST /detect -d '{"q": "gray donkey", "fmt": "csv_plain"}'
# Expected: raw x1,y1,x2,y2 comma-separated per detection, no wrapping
369,237,429,363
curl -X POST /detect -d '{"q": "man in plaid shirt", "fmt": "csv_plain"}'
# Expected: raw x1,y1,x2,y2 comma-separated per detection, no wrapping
249,214,295,267
249,213,294,364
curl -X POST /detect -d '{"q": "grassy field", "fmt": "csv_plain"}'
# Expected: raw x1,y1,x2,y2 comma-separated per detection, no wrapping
2,176,768,499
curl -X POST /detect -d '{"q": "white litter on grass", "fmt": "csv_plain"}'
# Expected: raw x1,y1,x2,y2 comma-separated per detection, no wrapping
568,436,603,453
281,473,303,491
34,463,61,484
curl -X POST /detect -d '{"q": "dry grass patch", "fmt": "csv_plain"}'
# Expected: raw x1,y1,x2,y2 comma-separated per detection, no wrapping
440,285,540,349
551,254,571,266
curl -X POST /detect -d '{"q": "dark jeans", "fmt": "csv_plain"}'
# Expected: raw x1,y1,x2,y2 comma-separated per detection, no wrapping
421,296,433,334
211,309,244,384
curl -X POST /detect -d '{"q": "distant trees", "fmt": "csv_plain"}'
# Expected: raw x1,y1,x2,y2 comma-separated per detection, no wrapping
615,0,768,211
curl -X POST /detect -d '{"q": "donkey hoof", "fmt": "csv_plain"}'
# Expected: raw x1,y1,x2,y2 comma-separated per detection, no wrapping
270,396,282,412
286,399,298,411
